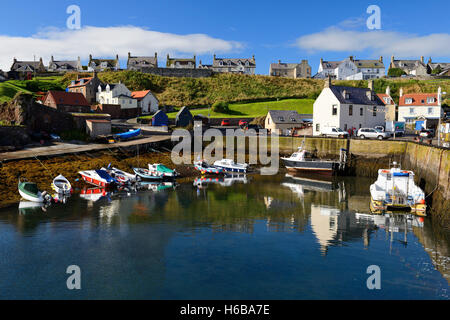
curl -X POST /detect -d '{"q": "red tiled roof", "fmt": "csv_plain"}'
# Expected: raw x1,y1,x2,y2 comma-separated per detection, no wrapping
45,91,90,106
376,93,393,105
131,90,151,100
399,93,439,106
68,77,93,87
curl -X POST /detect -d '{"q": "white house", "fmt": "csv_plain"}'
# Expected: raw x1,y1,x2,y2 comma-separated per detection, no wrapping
398,87,443,126
96,82,137,110
131,90,159,114
315,56,385,80
313,79,386,136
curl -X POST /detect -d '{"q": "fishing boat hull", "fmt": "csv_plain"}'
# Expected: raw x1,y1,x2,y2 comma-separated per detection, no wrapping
213,160,248,173
18,188,44,203
148,164,178,178
370,197,427,216
281,158,337,175
51,175,72,195
114,129,141,140
194,162,224,175
79,170,116,188
133,168,163,180
18,180,50,203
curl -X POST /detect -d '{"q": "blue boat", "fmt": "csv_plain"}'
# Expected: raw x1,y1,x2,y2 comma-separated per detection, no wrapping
114,129,141,140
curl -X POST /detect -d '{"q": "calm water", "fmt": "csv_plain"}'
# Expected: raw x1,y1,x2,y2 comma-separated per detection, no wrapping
0,174,449,300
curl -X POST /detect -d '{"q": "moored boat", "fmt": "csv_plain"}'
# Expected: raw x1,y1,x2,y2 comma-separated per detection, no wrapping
79,170,117,188
148,163,178,178
281,147,338,175
133,167,164,180
51,175,72,195
18,179,52,203
369,162,426,216
102,166,137,185
194,160,224,175
114,128,141,140
213,159,248,173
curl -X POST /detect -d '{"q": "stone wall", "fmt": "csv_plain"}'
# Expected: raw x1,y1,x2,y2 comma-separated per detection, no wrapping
0,126,31,149
140,67,214,78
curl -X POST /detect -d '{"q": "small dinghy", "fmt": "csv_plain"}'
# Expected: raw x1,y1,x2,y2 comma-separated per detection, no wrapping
114,128,141,141
148,164,178,178
51,175,72,195
213,159,248,173
133,167,164,180
194,160,224,175
18,178,52,203
79,170,117,188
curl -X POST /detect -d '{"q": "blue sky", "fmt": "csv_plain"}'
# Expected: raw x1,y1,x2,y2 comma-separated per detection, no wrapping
0,0,449,74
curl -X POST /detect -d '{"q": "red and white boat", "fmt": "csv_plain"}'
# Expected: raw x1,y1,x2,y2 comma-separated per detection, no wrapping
79,170,117,188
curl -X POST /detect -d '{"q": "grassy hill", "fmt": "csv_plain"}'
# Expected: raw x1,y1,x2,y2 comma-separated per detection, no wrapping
1,71,449,108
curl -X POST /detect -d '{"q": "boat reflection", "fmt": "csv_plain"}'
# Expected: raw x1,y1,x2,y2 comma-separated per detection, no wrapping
193,174,248,189
18,201,49,215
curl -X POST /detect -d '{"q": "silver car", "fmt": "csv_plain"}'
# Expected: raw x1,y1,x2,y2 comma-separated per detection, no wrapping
357,128,391,140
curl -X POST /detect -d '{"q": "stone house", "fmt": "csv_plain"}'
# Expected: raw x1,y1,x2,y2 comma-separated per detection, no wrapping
377,86,397,122
313,79,385,136
88,54,120,72
47,56,83,72
212,55,256,75
43,91,91,113
389,56,428,76
131,90,159,114
10,58,46,77
86,119,111,138
166,54,196,69
315,56,385,80
427,58,450,75
269,60,311,78
265,110,312,135
67,71,103,104
398,88,443,127
127,52,158,70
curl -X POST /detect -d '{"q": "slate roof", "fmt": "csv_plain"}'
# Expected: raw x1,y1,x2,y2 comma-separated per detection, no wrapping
11,60,43,72
329,86,384,106
320,60,340,70
391,59,426,72
270,63,299,70
353,59,384,68
399,93,440,106
128,55,157,68
45,91,90,106
49,60,79,70
213,57,256,68
267,110,312,124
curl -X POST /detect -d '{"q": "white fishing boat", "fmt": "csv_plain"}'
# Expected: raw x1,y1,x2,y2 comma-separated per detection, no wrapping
370,162,426,216
51,175,72,195
213,159,248,173
281,147,339,175
148,164,178,178
18,179,52,203
102,166,137,185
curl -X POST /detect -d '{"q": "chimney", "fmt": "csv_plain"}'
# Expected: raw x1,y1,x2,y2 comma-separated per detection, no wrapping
278,60,281,64
213,54,216,61
386,86,390,96
379,56,383,63
368,80,374,91
324,76,332,88
428,57,432,64
420,56,424,63
399,88,403,97
167,54,170,60
155,52,157,59
391,55,394,63
349,56,354,62
51,55,54,62
116,54,119,61
320,58,323,65
89,54,92,61
93,70,98,79
128,52,131,58
252,54,255,61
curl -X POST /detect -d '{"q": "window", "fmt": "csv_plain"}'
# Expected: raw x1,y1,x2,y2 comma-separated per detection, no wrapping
278,117,284,121
384,97,390,104
332,105,337,116
349,105,353,116
405,98,413,104
360,108,363,116
428,107,433,114
359,124,362,128
410,108,414,114
373,106,377,116
290,117,296,122
316,124,320,132
344,124,348,131
427,97,435,104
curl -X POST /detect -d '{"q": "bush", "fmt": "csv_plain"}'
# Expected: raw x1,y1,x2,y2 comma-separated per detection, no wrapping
211,101,230,113
388,68,406,77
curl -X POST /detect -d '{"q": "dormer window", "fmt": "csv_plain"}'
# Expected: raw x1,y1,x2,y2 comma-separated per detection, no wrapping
219,61,223,66
405,98,413,104
228,61,231,66
384,97,390,104
245,61,249,66
427,97,435,104
290,117,296,122
278,117,284,121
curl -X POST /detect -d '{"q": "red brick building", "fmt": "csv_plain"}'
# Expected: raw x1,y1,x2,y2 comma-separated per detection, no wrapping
43,91,91,113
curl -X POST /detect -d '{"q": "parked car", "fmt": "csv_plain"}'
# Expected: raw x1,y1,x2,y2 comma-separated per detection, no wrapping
321,127,349,138
221,119,230,126
419,129,434,138
238,120,248,128
357,128,391,140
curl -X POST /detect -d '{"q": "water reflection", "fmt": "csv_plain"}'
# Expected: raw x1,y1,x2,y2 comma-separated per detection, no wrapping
0,172,448,298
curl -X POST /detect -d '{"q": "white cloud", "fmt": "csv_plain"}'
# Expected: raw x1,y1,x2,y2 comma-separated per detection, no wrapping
0,26,243,70
296,27,450,58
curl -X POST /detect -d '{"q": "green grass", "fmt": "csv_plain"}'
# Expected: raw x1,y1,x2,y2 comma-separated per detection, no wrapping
139,98,314,119
0,78,65,103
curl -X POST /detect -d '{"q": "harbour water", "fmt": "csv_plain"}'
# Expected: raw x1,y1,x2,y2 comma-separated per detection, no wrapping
0,174,448,299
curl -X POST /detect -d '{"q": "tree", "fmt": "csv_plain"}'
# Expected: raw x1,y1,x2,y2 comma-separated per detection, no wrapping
388,68,406,77
211,101,230,113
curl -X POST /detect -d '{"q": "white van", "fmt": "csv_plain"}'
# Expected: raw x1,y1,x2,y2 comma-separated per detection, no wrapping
321,127,349,138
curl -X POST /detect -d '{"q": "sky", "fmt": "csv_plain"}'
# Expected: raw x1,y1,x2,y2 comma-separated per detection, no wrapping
0,0,449,75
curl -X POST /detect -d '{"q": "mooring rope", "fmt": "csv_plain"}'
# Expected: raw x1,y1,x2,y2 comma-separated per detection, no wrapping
34,155,54,179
